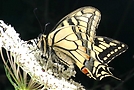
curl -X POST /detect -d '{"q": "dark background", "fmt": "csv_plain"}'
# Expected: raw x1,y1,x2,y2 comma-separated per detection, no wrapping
0,0,134,90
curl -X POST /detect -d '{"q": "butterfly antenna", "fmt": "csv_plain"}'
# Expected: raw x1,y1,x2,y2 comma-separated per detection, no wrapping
44,23,50,34
33,8,44,33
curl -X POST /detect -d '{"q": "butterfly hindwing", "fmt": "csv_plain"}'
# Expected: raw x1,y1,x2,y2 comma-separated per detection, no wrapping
48,26,117,80
83,58,115,80
93,36,128,64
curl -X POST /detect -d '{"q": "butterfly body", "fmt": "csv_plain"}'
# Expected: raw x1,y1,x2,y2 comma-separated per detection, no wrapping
37,6,128,80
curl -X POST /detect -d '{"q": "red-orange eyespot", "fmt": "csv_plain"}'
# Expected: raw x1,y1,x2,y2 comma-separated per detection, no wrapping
81,67,89,75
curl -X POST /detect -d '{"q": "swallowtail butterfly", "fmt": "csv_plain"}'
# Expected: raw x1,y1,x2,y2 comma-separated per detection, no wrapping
36,6,128,80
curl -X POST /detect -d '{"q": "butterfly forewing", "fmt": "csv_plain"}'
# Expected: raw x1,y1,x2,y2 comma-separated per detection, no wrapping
93,36,128,64
48,7,101,72
52,6,101,43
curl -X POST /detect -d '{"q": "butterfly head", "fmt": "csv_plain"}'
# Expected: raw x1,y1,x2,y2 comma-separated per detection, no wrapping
37,34,47,56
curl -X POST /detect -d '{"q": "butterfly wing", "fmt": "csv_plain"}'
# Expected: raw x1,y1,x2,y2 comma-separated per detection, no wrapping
48,6,101,72
48,26,123,80
93,36,128,64
52,6,101,43
48,6,101,68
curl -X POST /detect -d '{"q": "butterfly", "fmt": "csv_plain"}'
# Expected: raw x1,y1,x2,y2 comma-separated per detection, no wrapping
36,6,128,80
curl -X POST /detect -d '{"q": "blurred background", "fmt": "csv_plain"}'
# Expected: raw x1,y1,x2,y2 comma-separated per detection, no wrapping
0,0,134,90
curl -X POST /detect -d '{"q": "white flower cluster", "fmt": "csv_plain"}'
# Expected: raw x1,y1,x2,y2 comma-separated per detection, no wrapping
0,20,85,90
